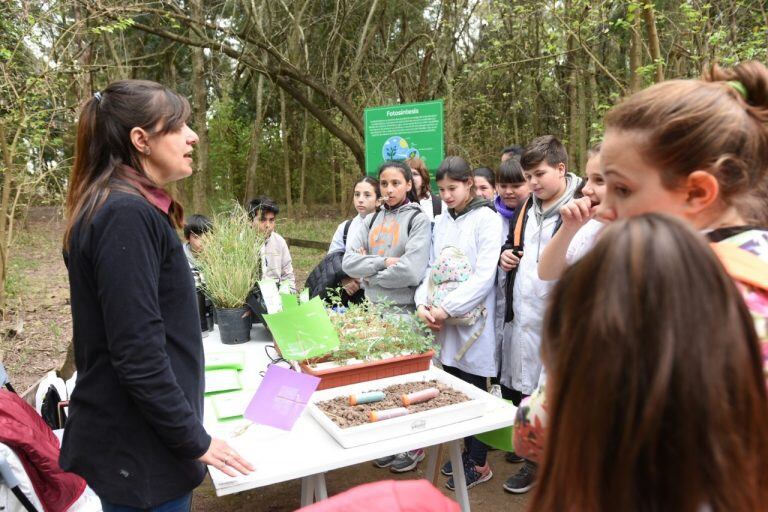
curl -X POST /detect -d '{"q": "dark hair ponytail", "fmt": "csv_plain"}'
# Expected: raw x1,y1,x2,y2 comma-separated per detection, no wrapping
377,161,418,203
65,80,190,250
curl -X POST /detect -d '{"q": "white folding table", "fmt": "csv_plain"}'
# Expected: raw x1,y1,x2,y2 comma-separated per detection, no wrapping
202,324,516,512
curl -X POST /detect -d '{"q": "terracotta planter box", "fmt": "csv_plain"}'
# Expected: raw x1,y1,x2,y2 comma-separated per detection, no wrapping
299,350,435,390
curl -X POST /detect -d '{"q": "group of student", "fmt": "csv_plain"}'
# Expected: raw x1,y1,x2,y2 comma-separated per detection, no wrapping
58,60,768,511
318,135,575,493
315,60,768,508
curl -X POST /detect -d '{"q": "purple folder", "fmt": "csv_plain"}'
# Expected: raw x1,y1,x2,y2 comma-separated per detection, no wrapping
244,365,320,431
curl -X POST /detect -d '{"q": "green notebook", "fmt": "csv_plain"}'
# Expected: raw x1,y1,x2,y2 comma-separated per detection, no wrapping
204,369,242,395
211,389,254,421
205,351,245,371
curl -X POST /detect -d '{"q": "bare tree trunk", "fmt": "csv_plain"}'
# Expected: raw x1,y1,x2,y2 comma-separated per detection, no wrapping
629,14,642,92
72,2,93,103
532,11,542,136
244,72,266,202
0,122,14,310
348,0,380,90
298,102,309,212
565,0,581,170
576,66,587,172
190,0,209,214
643,4,664,82
280,90,293,216
330,141,338,207
512,106,520,145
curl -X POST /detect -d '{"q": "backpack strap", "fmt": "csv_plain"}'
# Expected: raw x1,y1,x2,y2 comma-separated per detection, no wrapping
711,242,768,292
406,209,423,236
431,194,442,217
367,209,382,230
503,196,533,323
342,219,353,246
509,196,533,251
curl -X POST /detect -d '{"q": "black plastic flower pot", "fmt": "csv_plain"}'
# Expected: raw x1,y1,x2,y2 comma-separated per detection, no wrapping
216,306,251,344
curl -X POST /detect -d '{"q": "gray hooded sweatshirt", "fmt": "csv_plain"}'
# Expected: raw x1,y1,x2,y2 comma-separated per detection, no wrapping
342,202,431,307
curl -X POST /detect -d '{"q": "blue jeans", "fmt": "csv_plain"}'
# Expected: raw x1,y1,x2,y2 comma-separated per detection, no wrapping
100,493,192,512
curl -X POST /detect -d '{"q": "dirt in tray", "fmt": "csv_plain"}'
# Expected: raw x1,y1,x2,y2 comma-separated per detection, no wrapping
316,380,470,428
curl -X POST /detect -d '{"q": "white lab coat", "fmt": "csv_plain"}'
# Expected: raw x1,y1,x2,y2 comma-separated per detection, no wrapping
500,207,560,394
328,214,367,253
495,215,511,371
415,205,502,377
565,218,604,265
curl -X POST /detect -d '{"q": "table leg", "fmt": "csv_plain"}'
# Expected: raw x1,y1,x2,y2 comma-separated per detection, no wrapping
300,475,315,506
448,440,471,512
425,444,440,486
313,473,328,500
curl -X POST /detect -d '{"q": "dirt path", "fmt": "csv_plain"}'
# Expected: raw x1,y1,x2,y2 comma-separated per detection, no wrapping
0,209,72,393
1,208,529,511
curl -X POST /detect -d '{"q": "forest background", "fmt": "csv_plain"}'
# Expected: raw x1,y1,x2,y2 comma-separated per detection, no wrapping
0,2,766,507
0,0,766,316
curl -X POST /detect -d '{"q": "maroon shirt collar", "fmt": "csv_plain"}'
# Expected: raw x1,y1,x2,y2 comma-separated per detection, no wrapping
121,165,172,215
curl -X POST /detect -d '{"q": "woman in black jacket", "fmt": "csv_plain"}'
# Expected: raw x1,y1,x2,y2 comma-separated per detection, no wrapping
60,80,253,511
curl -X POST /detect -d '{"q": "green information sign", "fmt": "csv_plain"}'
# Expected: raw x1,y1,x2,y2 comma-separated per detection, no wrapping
364,100,444,176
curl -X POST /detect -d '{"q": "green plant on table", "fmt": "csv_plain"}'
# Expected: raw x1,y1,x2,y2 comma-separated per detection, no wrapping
196,204,265,309
318,291,435,364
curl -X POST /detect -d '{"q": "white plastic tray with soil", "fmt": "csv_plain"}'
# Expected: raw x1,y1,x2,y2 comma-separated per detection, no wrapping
307,368,492,448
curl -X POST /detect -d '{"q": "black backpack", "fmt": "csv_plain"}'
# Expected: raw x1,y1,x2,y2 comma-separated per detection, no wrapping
430,194,442,217
304,220,361,304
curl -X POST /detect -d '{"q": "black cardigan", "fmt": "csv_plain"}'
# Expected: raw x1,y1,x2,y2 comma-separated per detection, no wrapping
60,191,211,507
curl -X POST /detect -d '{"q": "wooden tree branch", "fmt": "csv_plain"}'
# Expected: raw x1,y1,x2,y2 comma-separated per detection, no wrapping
109,16,365,171
643,3,664,82
95,3,365,137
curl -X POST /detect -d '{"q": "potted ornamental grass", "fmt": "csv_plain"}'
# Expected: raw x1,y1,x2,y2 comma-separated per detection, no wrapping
196,205,265,344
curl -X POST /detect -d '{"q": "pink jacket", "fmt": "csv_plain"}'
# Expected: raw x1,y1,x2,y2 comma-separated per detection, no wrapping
299,480,459,512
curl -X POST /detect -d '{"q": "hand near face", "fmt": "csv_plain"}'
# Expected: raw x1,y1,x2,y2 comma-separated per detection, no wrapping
560,196,596,231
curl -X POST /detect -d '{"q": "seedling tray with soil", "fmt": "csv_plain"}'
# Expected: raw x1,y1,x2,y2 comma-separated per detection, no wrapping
307,369,494,448
315,380,470,428
295,302,437,390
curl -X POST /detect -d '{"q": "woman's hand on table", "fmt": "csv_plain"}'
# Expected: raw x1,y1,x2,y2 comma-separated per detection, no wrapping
199,437,254,477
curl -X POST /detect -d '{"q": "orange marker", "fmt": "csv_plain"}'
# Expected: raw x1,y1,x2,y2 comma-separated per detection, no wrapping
401,387,439,406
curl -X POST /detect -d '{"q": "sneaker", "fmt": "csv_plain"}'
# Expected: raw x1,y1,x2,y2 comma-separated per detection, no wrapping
505,452,525,463
373,454,398,468
503,460,537,494
446,458,493,491
441,451,470,476
390,449,425,473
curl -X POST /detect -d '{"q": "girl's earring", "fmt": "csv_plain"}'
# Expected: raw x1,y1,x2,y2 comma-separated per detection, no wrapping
143,147,151,156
